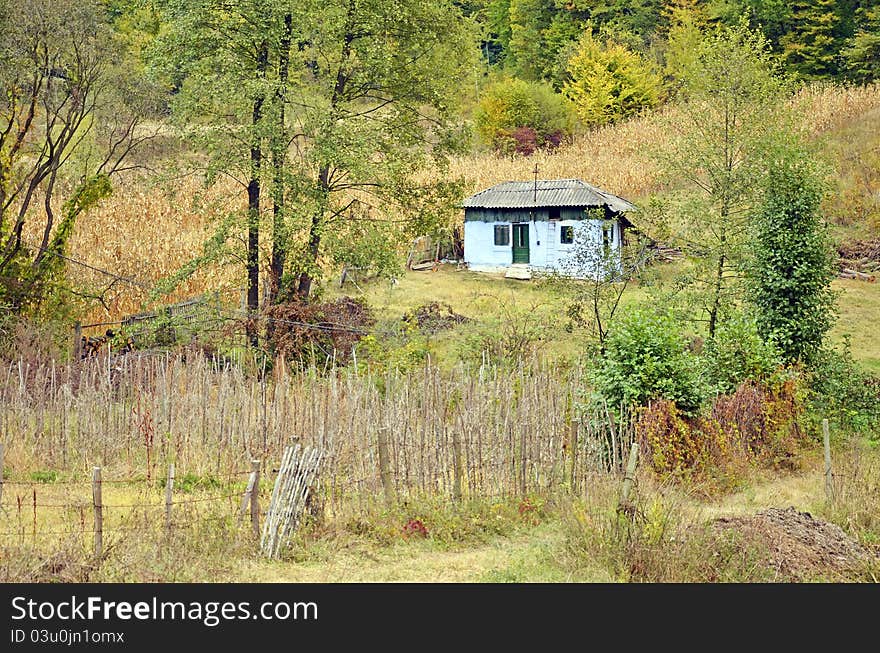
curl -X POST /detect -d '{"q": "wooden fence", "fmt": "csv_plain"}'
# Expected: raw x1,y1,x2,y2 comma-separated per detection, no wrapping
0,354,640,560
1,355,635,507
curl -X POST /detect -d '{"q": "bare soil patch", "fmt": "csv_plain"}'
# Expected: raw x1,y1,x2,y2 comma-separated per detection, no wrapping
713,507,876,581
401,301,471,334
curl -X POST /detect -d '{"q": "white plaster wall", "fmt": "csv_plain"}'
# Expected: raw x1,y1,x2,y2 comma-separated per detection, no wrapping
463,220,515,268
464,218,620,277
538,220,616,274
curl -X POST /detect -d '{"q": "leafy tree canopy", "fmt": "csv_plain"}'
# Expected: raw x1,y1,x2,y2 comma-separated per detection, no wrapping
562,29,664,127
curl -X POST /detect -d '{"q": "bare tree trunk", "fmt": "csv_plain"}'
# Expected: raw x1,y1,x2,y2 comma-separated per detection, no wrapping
246,42,269,346
295,171,327,301
295,211,322,300
707,252,725,339
269,14,293,305
295,1,356,301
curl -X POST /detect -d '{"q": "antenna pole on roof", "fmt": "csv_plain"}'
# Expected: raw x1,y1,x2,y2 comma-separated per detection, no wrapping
533,162,538,204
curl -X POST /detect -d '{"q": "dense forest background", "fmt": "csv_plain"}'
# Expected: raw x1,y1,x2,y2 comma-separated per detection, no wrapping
467,0,879,83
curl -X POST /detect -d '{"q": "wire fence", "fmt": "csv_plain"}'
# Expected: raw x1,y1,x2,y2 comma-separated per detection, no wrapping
15,233,397,368
0,439,631,548
0,458,269,556
17,231,397,350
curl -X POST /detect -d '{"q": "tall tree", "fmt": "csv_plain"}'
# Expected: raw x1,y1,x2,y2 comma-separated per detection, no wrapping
562,30,664,127
501,0,664,83
154,0,475,331
779,0,843,80
844,3,880,83
286,0,475,299
648,20,787,338
151,0,281,345
508,0,557,79
747,141,836,365
0,0,157,313
662,0,708,93
709,0,792,51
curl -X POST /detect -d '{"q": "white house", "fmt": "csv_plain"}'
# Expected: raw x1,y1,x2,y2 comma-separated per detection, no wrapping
462,179,635,278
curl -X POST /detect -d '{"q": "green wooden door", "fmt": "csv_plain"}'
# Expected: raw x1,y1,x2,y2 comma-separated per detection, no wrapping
512,223,530,264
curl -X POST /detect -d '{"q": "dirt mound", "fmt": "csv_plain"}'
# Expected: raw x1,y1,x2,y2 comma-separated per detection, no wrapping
402,302,471,334
713,507,875,581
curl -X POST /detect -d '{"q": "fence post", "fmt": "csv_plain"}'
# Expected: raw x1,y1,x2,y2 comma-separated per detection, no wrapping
618,441,639,514
92,467,103,559
452,429,463,502
73,322,82,360
239,469,257,525
0,443,4,511
250,459,261,540
377,427,394,507
823,418,834,502
569,418,579,493
165,463,175,536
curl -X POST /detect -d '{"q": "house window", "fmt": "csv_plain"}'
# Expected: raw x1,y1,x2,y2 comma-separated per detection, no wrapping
548,207,560,220
494,224,510,246
560,225,574,244
602,223,614,248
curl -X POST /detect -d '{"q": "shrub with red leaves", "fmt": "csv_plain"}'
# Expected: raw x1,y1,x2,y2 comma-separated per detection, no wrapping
494,126,568,157
636,378,807,487
402,518,429,539
497,126,539,156
712,379,803,466
518,498,536,516
543,130,566,149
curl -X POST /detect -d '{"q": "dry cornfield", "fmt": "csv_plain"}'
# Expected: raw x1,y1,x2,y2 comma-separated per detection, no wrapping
445,82,880,199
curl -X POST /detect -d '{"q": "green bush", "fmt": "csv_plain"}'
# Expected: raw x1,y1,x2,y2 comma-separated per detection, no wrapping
747,148,837,366
702,314,783,394
357,327,430,375
806,339,880,435
474,77,573,154
29,470,59,484
562,31,664,127
594,309,706,413
158,472,223,493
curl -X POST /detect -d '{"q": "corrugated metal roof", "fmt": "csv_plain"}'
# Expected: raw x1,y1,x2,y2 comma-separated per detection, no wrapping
462,179,635,213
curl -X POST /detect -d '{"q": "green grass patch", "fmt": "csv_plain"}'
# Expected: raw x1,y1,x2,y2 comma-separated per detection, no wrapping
29,470,58,484
830,278,880,374
158,471,225,493
326,261,880,374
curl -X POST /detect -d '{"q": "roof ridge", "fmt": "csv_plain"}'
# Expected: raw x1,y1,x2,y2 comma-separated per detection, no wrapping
461,178,635,212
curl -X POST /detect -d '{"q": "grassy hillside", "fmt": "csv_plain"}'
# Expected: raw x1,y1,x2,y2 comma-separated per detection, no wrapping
329,263,880,372
50,83,880,345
